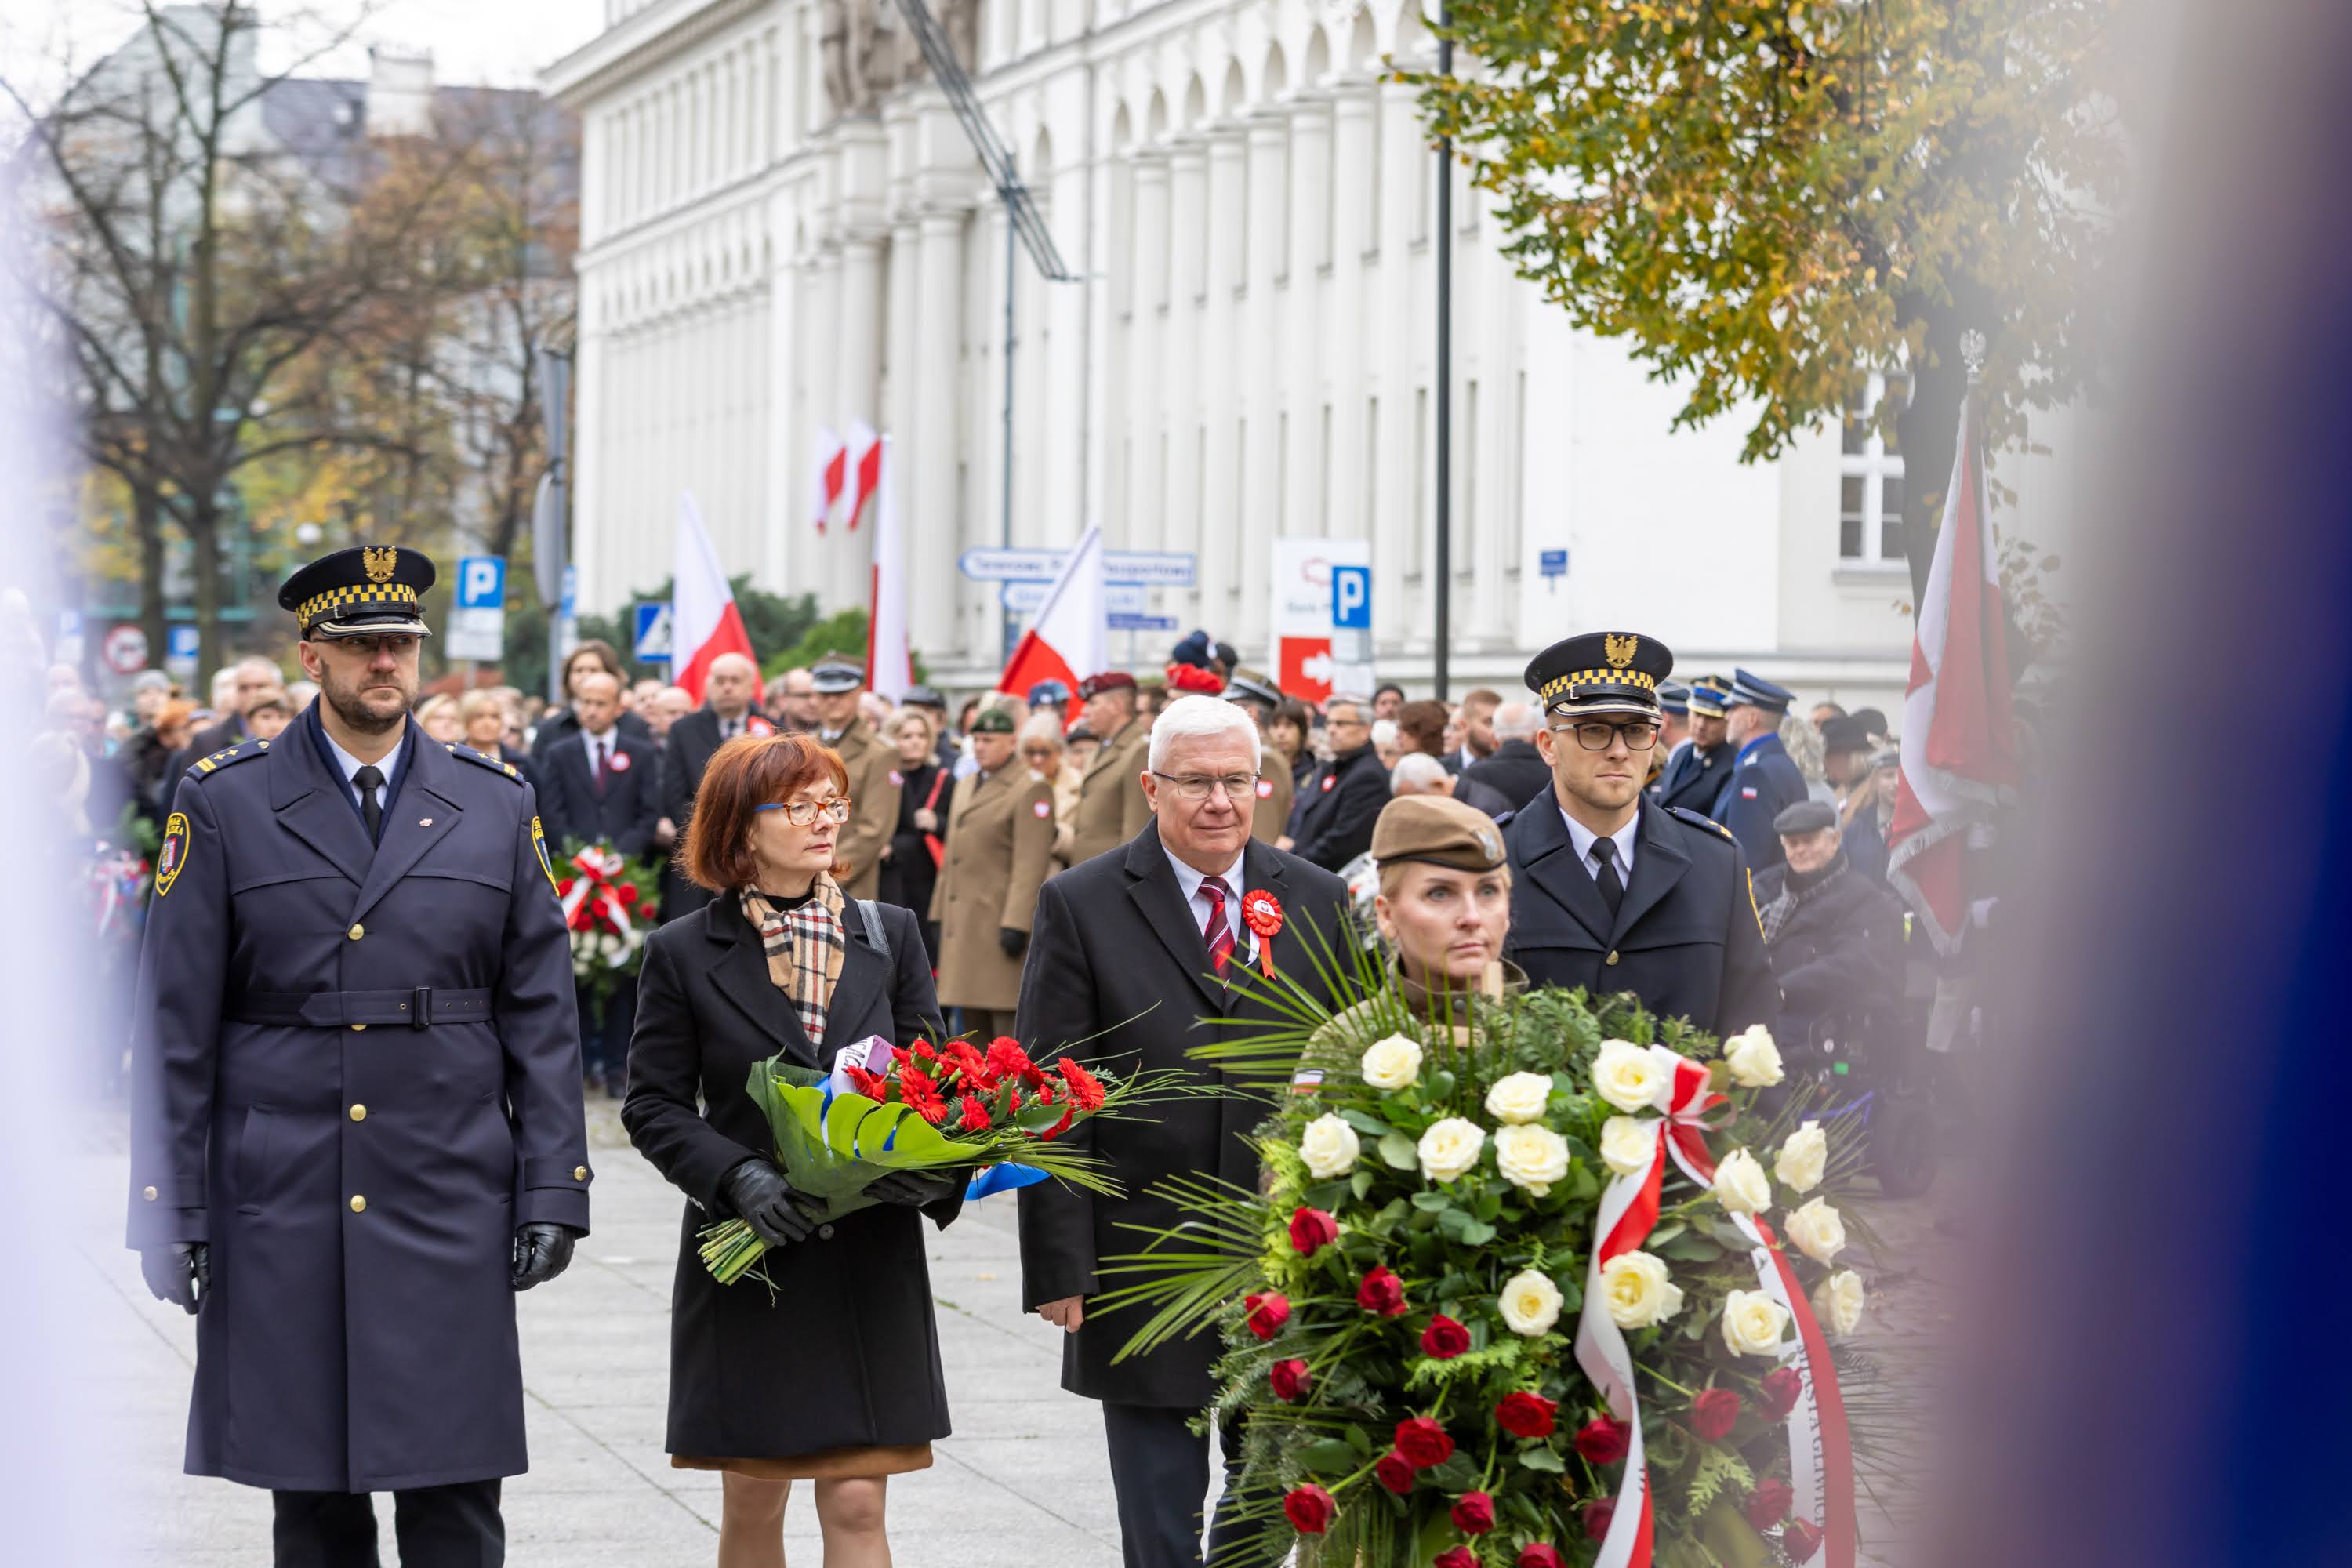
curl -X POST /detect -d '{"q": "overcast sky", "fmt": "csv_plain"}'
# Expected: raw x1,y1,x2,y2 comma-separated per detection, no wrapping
1,0,605,100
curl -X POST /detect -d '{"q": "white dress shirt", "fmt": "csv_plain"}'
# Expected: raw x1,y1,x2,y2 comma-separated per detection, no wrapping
581,727,618,777
321,730,401,814
1559,807,1639,887
1164,844,1256,962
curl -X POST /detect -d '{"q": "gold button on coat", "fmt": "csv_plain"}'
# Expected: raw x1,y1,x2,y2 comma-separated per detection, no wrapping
349,1105,367,1122
351,1023,367,1031
1605,950,1620,967
347,924,364,940
573,1166,587,1181
350,1195,367,1213
142,1185,158,1201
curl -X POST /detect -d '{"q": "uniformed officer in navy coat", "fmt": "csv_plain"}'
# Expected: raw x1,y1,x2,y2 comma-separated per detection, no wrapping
1709,667,1812,871
1653,676,1733,814
126,546,591,1566
1501,633,1780,1039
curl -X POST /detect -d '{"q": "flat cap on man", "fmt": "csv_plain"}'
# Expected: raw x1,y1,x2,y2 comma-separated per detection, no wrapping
1725,667,1795,714
1076,670,1137,699
1522,630,1674,719
1820,715,1875,755
902,684,946,710
810,659,865,695
1221,667,1283,707
1370,793,1508,873
1773,799,1838,837
278,546,437,640
1686,677,1732,718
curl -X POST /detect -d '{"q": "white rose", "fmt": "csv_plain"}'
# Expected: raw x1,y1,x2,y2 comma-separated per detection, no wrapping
1774,1120,1828,1195
1592,1040,1671,1113
1711,1148,1773,1216
1484,1071,1553,1125
1417,1117,1487,1183
1599,1249,1685,1330
1599,1116,1655,1177
1784,1196,1847,1264
1720,1287,1791,1356
1813,1269,1866,1335
1493,1123,1571,1196
1299,1113,1361,1178
1359,1033,1424,1092
1497,1268,1565,1337
1724,1024,1786,1088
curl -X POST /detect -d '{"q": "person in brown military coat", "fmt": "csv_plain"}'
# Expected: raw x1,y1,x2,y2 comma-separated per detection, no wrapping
1061,671,1152,870
1219,666,1296,844
929,706,1057,1040
811,658,899,900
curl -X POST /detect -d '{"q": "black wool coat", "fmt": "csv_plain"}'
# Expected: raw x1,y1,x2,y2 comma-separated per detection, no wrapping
1751,857,1907,1042
1015,825,1352,1409
1287,742,1389,870
1459,738,1552,815
536,729,664,860
622,893,961,1460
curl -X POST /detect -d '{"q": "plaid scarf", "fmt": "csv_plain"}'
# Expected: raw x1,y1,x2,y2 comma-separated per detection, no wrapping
740,875,848,1050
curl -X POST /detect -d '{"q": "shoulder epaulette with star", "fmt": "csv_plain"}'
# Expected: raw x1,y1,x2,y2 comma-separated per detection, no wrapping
185,736,273,779
1664,804,1737,844
445,742,527,785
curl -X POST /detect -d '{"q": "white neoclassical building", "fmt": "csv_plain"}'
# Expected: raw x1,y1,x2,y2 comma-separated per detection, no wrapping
545,0,2077,704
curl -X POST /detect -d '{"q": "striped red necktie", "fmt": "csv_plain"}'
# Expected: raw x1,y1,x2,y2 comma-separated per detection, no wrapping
1202,875,1236,976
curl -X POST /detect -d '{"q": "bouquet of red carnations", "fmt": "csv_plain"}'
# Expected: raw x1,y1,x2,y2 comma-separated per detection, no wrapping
698,1033,1180,1285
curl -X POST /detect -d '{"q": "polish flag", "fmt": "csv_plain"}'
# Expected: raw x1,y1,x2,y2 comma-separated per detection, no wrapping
865,435,913,699
1886,387,2020,954
673,491,756,703
844,420,882,532
999,526,1108,707
810,426,846,534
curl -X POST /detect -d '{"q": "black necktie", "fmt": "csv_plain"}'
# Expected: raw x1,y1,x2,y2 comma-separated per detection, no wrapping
1592,835,1625,919
354,764,384,844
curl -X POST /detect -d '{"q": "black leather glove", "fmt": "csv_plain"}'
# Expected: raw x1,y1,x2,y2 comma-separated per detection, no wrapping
720,1158,819,1249
511,1222,578,1290
140,1241,209,1315
867,1169,964,1208
998,926,1029,959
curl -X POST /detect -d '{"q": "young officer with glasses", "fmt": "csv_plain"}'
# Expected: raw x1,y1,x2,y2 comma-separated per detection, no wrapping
1499,631,1782,1040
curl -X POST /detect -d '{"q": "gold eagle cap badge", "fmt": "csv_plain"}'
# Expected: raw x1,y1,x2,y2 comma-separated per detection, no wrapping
1604,633,1639,669
361,546,397,583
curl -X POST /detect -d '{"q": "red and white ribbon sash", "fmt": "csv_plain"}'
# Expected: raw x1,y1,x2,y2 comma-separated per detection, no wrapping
561,844,637,950
1572,1044,1853,1568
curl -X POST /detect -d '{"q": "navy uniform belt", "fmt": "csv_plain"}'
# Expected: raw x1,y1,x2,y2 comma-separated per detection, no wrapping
230,988,496,1029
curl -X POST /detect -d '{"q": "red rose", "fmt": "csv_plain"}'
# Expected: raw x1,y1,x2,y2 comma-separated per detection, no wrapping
1421,1315,1472,1359
1782,1518,1824,1563
1290,1207,1340,1256
615,882,639,904
1743,1479,1795,1530
1518,1548,1567,1568
1434,1550,1479,1568
557,877,575,895
1243,1293,1290,1340
1356,1265,1409,1317
1497,1391,1559,1439
1581,1498,1616,1542
1282,1484,1335,1535
1393,1417,1454,1469
1269,1359,1312,1403
640,902,658,920
1450,1492,1495,1534
1759,1366,1805,1422
1691,1388,1742,1442
1571,1415,1630,1465
1374,1451,1416,1494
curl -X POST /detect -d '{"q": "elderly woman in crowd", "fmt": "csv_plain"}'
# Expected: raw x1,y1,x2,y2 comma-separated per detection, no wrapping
877,706,953,966
414,693,463,746
930,706,1055,1040
1018,712,1085,866
625,732,960,1568
458,688,539,788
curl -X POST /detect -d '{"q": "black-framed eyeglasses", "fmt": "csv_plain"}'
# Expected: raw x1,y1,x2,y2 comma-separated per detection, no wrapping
1553,720,1662,753
755,798,852,825
1151,771,1259,801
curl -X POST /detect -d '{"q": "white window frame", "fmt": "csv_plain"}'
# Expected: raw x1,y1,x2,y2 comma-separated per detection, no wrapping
1839,371,1907,567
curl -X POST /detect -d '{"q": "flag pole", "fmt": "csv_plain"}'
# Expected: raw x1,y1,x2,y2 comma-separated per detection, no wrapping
1432,1,1454,702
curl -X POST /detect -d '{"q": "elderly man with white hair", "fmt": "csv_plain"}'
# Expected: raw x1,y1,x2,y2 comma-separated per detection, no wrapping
1458,698,1553,812
1392,750,1515,819
1015,694,1355,1568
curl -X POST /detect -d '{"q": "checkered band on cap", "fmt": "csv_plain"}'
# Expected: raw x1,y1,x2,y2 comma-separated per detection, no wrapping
297,583,421,627
1539,667,1660,706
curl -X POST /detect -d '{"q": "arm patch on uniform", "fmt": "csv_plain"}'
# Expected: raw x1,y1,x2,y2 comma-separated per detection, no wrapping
532,815,561,897
155,812,191,898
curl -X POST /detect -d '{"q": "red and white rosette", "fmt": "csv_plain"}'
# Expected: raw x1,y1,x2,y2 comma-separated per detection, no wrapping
1240,888,1283,978
1572,1044,1854,1568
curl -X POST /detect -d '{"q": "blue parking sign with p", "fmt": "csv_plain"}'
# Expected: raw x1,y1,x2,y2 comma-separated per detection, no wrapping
455,555,506,609
1331,565,1371,630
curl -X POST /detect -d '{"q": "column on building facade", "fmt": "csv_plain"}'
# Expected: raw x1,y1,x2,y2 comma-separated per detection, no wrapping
912,207,964,652
1236,109,1290,658
1121,151,1169,553
1161,138,1206,576
1325,83,1374,556
764,187,801,593
1196,125,1246,631
1371,77,1421,655
885,209,921,495
1041,153,1088,545
575,321,605,609
833,232,885,614
1283,93,1330,542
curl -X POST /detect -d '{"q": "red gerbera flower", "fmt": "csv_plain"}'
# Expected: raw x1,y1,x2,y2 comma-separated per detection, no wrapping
843,1065,887,1100
898,1067,949,1124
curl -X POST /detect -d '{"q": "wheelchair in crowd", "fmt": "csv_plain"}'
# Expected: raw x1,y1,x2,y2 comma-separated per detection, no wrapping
1778,935,1942,1200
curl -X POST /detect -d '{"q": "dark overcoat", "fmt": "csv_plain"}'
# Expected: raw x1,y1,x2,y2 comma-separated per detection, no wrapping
1287,742,1388,871
537,727,664,859
1459,738,1552,815
622,893,961,1459
1653,739,1730,815
1502,793,1782,1040
1751,858,1907,1040
1015,825,1352,1408
125,706,590,1493
1710,733,1810,869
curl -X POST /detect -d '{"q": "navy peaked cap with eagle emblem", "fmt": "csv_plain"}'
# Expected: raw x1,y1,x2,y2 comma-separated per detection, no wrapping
277,546,436,640
1523,630,1675,719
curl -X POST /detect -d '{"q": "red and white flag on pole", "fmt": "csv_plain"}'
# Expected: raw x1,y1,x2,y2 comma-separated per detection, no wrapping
865,435,913,699
673,490,756,704
1886,387,2020,954
809,426,846,535
998,526,1108,703
844,420,882,532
